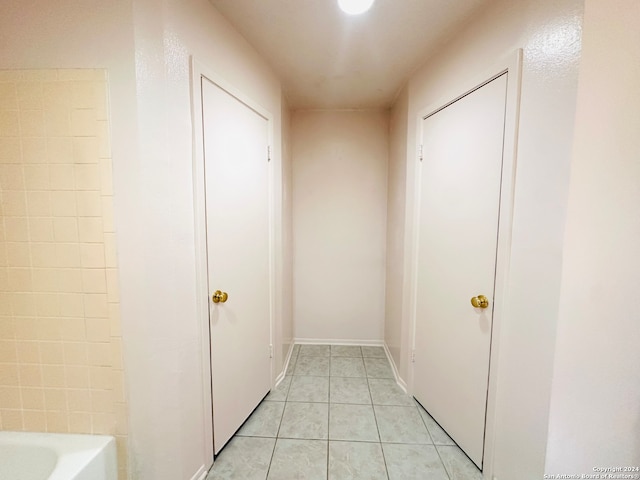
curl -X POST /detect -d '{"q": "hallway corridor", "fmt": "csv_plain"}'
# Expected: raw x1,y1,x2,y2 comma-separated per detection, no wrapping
206,345,482,480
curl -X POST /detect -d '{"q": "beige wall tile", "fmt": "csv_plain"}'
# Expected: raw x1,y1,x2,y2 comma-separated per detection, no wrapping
23,410,47,431
39,342,64,364
74,164,100,190
29,218,54,242
71,82,96,110
21,387,45,410
21,137,47,164
53,217,79,242
12,292,37,316
89,366,112,390
0,83,18,110
61,318,87,342
60,293,84,318
88,342,111,367
68,411,91,432
0,138,21,164
0,363,20,386
1,409,24,430
31,243,57,268
72,137,98,164
43,109,71,137
0,110,20,136
82,269,106,293
84,295,108,319
17,82,43,110
0,386,22,408
49,164,75,190
0,340,17,362
7,268,33,292
34,318,62,341
0,70,126,475
20,71,57,82
55,243,81,268
27,191,51,216
67,388,91,412
16,340,39,363
42,82,71,111
23,165,49,190
78,217,104,243
63,342,88,366
71,109,97,137
80,244,105,268
19,110,45,136
65,365,89,388
0,164,25,189
18,364,42,387
46,411,69,432
57,269,82,293
6,243,30,267
2,191,27,216
42,365,65,387
76,191,102,217
97,121,111,158
85,318,110,343
44,388,67,411
50,191,77,217
47,137,73,164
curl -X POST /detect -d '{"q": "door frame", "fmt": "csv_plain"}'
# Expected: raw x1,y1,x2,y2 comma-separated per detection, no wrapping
407,49,522,476
190,57,276,466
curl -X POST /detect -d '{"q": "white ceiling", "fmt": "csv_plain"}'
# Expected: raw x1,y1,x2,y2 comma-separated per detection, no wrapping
209,0,492,109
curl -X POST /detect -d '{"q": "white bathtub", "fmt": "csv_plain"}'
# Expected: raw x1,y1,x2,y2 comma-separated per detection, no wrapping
0,431,117,480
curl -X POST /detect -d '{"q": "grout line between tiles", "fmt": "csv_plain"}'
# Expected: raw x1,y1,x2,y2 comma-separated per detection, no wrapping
366,373,390,480
326,352,331,480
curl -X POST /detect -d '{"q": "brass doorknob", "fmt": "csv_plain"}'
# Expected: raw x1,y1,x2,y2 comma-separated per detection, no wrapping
470,295,489,309
212,290,228,304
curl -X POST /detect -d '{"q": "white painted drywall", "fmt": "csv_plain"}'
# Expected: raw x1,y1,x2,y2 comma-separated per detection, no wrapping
0,1,289,479
292,110,388,343
281,102,294,361
546,0,640,471
385,88,408,373
387,0,584,477
128,0,286,478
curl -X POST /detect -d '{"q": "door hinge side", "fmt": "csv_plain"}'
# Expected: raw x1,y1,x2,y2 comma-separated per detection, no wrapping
418,145,423,162
269,344,273,358
411,350,416,363
267,145,271,162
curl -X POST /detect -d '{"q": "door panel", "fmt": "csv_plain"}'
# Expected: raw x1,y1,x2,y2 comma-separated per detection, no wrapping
201,78,271,454
413,74,508,468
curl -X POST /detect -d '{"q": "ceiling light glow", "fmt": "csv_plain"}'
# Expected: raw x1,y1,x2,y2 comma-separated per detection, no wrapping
337,0,375,15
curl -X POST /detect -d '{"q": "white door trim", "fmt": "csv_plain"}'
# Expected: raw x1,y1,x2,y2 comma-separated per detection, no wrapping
407,49,522,477
189,56,276,467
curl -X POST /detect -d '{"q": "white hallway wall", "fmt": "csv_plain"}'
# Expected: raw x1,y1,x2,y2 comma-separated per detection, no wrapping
546,0,640,471
385,0,583,477
292,110,388,343
127,0,289,478
0,0,291,479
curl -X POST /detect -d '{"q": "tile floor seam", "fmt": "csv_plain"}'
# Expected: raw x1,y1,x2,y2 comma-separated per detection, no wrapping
366,373,390,480
263,437,278,480
326,354,331,480
434,444,454,480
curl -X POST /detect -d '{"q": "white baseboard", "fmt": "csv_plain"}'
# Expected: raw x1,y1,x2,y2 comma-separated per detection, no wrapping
383,342,408,393
190,465,208,480
294,337,384,346
276,342,296,385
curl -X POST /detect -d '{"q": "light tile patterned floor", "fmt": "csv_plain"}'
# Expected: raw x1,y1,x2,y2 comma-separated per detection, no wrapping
207,344,482,480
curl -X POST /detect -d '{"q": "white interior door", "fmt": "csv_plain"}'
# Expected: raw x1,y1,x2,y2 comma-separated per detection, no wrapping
413,74,508,468
201,77,272,454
